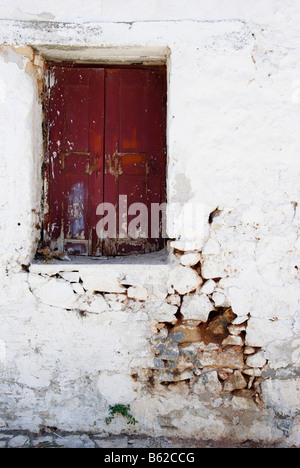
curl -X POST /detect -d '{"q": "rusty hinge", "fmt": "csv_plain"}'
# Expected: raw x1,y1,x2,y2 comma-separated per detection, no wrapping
60,153,65,170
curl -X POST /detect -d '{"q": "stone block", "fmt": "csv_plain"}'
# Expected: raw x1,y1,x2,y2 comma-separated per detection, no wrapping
153,357,165,369
228,323,246,335
222,335,243,346
246,351,267,368
127,286,148,301
158,370,194,383
198,345,245,370
59,271,80,283
179,252,201,267
200,279,216,295
150,284,168,300
76,292,108,313
72,283,85,295
147,301,178,324
168,265,202,295
181,293,214,323
55,435,95,448
80,270,126,293
223,371,247,392
200,258,228,279
156,341,180,361
30,276,77,309
212,291,230,308
170,324,201,343
242,368,262,377
232,315,249,325
194,370,222,395
206,315,229,336
166,294,181,306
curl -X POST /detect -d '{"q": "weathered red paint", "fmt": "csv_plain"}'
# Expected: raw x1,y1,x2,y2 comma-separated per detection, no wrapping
45,65,166,256
46,66,104,255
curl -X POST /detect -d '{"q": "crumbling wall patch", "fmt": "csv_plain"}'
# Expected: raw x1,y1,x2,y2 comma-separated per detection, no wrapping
29,245,268,409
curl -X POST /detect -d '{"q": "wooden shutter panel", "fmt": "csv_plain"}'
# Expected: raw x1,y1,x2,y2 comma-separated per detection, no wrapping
103,68,166,255
46,66,104,256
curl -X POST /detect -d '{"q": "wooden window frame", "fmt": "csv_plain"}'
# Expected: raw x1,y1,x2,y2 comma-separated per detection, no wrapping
41,62,167,257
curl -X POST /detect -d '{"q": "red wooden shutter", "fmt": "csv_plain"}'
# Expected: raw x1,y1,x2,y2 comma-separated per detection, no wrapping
46,66,104,255
46,65,166,256
103,68,166,255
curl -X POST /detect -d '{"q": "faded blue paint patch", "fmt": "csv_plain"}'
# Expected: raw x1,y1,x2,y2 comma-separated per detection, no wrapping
67,182,85,238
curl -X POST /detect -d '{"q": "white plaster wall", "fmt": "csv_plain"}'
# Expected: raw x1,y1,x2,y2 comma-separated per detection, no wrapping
0,0,299,446
0,47,42,273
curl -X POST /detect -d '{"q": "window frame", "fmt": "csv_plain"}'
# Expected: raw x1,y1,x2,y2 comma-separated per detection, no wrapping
41,61,168,258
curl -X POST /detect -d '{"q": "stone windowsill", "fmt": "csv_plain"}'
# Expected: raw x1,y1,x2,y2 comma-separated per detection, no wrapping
30,247,171,270
29,247,174,297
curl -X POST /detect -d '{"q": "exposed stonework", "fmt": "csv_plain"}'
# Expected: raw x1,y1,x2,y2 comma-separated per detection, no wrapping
143,250,266,407
28,249,267,408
